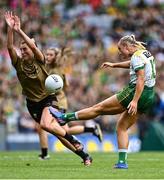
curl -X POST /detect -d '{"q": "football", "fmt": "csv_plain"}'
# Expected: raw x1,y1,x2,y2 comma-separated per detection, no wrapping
45,74,63,93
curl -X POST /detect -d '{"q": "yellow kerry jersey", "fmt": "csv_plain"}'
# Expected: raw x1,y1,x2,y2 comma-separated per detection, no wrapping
46,65,68,110
14,57,50,102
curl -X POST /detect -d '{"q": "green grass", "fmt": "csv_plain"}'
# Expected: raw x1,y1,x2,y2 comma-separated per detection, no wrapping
0,151,164,179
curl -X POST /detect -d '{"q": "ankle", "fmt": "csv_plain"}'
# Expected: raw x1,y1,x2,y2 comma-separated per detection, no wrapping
62,112,77,121
75,150,88,160
41,148,48,157
118,149,128,164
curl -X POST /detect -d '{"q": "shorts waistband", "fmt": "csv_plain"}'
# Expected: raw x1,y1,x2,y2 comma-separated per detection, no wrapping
128,83,154,90
26,94,57,104
144,86,154,90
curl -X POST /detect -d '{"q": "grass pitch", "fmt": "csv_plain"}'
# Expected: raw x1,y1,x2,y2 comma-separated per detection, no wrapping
0,151,164,179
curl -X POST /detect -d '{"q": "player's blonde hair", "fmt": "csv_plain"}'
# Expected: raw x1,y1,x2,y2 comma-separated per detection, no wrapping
47,47,71,67
119,34,146,50
46,47,60,67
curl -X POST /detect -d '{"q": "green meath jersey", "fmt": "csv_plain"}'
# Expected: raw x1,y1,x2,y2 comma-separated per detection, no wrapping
14,57,50,102
117,49,156,113
130,49,156,87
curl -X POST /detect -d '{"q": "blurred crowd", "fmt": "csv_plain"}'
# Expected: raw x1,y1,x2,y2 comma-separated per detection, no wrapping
0,0,163,137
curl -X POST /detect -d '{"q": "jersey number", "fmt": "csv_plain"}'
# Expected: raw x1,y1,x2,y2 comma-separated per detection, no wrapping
150,59,156,78
143,51,156,78
143,51,152,58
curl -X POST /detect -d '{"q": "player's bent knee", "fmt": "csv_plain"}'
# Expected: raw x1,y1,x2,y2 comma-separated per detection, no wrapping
40,123,47,131
116,124,127,133
40,123,56,135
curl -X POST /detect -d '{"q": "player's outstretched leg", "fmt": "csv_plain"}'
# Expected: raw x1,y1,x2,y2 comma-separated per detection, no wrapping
49,95,125,125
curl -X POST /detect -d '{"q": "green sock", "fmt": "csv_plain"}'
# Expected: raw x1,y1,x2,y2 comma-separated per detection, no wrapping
61,112,77,122
118,150,127,164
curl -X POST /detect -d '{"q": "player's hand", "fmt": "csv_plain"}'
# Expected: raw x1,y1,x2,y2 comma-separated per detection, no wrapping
13,15,21,32
4,11,15,29
127,100,138,115
100,62,114,69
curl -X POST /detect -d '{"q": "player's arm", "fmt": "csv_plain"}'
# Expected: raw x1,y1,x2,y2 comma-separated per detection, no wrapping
101,60,130,69
5,11,18,65
128,69,145,115
7,26,18,65
13,15,44,63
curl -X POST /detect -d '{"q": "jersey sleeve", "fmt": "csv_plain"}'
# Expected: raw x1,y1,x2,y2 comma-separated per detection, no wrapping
131,55,145,71
12,56,20,68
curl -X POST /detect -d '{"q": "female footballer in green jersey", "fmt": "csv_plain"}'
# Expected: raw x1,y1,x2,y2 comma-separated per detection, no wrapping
50,34,156,169
5,11,92,166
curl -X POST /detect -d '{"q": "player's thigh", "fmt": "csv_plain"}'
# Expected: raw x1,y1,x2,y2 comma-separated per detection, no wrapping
116,110,138,131
40,107,54,127
40,107,65,134
96,95,125,115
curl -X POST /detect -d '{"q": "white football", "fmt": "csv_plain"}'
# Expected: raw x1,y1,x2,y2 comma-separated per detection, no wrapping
45,74,63,93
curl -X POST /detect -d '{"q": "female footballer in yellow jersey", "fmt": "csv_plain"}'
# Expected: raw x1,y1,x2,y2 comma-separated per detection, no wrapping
37,47,103,159
50,34,156,169
4,11,92,166
46,47,102,138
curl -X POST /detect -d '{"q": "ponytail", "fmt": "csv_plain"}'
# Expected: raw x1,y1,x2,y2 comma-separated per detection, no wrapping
120,34,146,50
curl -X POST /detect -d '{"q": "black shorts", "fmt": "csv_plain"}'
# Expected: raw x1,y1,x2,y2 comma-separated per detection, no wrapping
26,95,58,123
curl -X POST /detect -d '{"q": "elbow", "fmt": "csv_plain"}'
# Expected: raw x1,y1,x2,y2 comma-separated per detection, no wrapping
30,43,37,51
27,39,37,51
